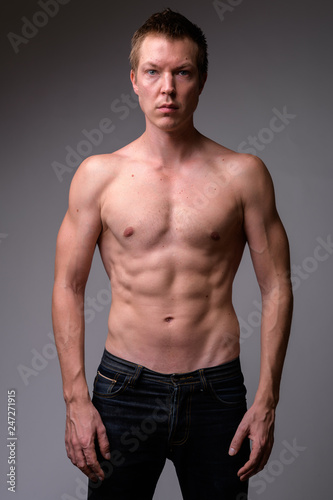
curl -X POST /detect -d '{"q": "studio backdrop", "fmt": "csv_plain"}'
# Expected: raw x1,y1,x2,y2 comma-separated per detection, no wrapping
1,0,332,499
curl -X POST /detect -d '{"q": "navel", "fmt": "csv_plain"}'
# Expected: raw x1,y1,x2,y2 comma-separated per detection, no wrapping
164,316,174,323
123,226,134,237
210,231,220,241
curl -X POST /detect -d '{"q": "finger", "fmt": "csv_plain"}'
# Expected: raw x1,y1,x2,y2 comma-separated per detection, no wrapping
239,459,266,482
82,443,105,481
238,462,258,481
69,428,102,482
254,446,272,477
96,423,111,460
65,423,75,461
71,444,102,482
238,435,274,481
237,442,266,481
74,447,100,482
65,433,78,469
238,441,262,474
229,423,249,456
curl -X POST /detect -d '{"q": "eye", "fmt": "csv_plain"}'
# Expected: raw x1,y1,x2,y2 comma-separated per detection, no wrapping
178,70,190,76
147,69,157,75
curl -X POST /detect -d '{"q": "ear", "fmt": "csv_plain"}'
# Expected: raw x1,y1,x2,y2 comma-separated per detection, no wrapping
199,73,207,95
130,70,139,95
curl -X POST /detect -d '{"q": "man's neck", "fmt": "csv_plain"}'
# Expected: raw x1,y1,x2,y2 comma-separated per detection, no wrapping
139,121,203,168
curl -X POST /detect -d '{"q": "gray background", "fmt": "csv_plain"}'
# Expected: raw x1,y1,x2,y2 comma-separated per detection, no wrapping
1,0,332,498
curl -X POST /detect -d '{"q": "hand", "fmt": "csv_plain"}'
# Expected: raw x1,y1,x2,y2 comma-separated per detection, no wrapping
65,399,110,482
228,403,275,481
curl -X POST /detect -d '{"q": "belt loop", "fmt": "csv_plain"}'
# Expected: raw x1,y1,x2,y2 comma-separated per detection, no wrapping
129,364,143,387
199,369,208,391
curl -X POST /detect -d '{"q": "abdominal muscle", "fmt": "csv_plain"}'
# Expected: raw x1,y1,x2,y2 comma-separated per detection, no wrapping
104,249,242,373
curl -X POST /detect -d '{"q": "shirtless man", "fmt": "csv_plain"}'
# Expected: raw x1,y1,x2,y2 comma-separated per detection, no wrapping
52,9,293,500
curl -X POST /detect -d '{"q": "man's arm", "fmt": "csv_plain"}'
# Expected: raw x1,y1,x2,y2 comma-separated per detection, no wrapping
229,156,293,481
52,158,110,482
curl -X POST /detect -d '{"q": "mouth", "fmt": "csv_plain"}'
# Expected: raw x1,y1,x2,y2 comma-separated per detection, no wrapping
157,104,179,112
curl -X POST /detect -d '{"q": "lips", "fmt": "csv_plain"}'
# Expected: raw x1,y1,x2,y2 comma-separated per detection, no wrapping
158,102,178,109
157,103,179,113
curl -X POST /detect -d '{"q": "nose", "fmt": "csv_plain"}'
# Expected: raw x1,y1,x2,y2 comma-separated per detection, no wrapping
161,72,175,96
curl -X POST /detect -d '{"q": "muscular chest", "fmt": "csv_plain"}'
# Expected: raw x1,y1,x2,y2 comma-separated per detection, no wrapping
101,168,243,250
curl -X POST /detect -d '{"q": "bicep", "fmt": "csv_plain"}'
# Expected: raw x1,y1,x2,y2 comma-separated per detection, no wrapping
54,164,103,290
54,213,101,291
242,159,291,293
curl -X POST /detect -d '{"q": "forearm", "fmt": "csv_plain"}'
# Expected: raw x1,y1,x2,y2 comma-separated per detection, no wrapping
255,281,293,409
52,283,90,404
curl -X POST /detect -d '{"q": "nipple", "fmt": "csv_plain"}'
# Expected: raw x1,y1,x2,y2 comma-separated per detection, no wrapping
123,226,134,237
210,231,220,241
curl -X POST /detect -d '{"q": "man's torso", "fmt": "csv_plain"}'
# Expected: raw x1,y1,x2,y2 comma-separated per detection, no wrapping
93,137,248,372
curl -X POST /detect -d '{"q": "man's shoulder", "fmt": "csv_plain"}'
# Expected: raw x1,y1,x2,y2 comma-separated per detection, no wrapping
67,151,124,210
203,139,275,209
221,151,274,208
75,150,125,177
72,143,136,187
225,152,268,180
205,138,268,181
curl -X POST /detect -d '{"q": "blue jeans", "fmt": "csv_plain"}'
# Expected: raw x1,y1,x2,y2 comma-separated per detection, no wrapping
88,349,250,500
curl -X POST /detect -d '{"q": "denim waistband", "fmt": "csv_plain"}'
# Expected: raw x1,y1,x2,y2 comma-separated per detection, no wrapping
99,349,242,387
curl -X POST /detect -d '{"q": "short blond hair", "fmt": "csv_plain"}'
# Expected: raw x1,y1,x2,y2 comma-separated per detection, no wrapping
130,9,208,86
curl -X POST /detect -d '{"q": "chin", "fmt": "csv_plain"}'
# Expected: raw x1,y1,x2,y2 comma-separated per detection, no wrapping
148,116,179,130
159,122,183,133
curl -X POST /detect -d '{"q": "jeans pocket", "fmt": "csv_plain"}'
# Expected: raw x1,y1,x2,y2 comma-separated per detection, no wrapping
93,368,131,399
208,377,247,408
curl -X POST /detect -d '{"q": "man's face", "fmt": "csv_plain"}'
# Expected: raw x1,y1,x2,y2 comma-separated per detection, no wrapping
131,35,206,133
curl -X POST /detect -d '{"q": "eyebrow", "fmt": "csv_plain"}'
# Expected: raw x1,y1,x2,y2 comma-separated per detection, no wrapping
141,61,196,70
142,62,160,68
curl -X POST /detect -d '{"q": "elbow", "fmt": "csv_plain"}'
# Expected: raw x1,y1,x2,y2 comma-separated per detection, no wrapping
63,282,86,296
53,278,86,297
259,274,294,305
